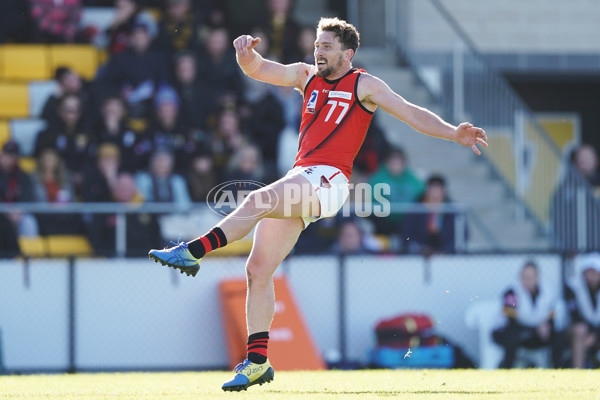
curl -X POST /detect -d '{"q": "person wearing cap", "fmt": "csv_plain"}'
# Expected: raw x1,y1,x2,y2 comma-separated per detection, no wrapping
564,252,600,368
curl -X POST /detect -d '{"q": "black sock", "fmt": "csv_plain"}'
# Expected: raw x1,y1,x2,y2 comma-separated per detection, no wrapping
187,227,228,259
247,331,269,364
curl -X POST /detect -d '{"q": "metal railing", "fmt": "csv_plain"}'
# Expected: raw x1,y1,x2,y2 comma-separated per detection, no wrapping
350,0,600,251
0,201,476,255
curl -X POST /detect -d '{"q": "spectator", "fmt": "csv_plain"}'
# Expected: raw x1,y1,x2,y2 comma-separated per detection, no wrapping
296,25,316,64
82,143,121,255
93,95,139,172
34,94,92,185
31,148,84,235
263,0,300,63
112,172,162,256
354,118,389,178
172,50,210,131
98,20,169,124
225,143,266,184
564,252,600,368
368,146,424,234
211,108,249,179
241,81,285,178
29,0,83,43
104,0,156,55
186,149,217,203
0,141,39,238
0,212,20,258
136,85,194,172
197,27,244,108
41,67,93,128
0,1,34,43
136,149,191,204
223,0,268,39
551,143,600,251
492,261,564,368
330,218,381,255
401,174,464,255
155,0,202,55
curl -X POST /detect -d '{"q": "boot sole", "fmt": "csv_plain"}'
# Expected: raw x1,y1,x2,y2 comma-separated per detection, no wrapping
222,367,274,392
148,253,200,277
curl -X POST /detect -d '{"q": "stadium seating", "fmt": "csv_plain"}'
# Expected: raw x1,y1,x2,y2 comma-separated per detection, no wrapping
18,237,47,258
0,120,9,147
28,80,59,117
18,235,94,258
49,45,100,80
0,82,29,118
1,45,51,81
46,235,93,257
10,118,46,156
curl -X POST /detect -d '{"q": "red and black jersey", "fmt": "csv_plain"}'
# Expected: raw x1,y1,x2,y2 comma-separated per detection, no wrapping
293,68,375,179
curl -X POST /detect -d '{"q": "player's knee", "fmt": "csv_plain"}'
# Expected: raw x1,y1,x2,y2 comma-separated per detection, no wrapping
246,255,275,284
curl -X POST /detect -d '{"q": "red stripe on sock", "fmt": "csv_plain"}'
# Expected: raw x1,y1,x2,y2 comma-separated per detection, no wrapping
199,236,212,253
213,230,221,248
248,347,268,357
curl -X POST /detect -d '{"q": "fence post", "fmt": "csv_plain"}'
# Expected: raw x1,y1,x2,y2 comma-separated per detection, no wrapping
116,213,127,257
67,256,76,373
338,254,347,365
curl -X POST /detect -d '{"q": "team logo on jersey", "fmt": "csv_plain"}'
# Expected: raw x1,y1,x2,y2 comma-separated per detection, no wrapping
306,90,318,113
328,91,352,100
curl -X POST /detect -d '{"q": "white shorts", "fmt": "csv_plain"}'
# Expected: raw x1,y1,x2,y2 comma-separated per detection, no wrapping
285,165,350,228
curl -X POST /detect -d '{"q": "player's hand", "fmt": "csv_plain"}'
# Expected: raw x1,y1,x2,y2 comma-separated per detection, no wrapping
233,35,262,58
454,122,488,155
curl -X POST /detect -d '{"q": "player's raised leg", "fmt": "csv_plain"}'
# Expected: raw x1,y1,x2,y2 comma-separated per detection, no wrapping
222,217,305,392
148,173,319,276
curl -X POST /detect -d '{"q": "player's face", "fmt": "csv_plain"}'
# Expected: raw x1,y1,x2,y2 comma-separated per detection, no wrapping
314,31,346,78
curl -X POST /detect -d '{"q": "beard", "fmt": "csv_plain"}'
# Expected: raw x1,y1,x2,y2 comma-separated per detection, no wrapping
315,54,344,78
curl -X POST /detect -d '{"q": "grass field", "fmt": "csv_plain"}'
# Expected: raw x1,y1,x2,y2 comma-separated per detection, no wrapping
1,369,599,400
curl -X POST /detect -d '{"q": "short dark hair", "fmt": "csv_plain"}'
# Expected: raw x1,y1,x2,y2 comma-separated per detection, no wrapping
427,174,446,187
317,17,360,54
55,66,71,82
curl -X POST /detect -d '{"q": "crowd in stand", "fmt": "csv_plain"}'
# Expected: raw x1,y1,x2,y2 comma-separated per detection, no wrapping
0,0,465,257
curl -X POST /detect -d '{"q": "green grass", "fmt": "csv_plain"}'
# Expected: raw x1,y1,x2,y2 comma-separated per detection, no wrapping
1,370,599,400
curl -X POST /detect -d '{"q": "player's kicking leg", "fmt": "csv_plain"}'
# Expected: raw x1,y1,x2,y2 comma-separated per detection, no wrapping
148,172,319,276
222,217,305,391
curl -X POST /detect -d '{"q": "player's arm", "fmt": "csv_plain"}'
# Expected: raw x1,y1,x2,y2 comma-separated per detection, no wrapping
233,35,313,91
359,74,488,155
